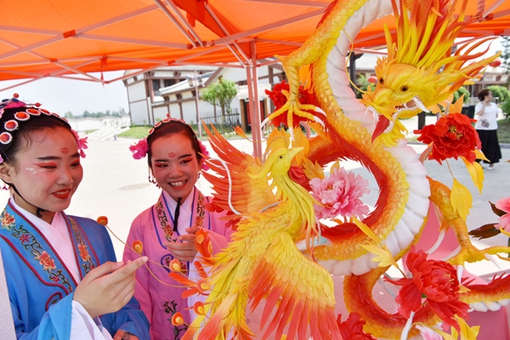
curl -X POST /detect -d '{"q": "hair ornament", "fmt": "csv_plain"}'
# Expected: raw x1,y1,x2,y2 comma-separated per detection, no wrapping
14,111,30,121
198,139,210,171
129,138,149,160
0,93,25,112
0,132,12,145
149,116,188,136
72,130,88,158
4,120,18,132
25,108,40,115
0,93,84,163
130,114,210,170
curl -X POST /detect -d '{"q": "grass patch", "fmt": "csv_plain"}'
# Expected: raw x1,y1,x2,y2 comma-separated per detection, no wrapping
118,126,152,139
119,124,248,140
498,119,510,144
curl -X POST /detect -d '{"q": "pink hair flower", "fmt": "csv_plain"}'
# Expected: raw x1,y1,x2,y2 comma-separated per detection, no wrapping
129,138,149,160
310,167,370,220
72,130,88,158
197,139,210,171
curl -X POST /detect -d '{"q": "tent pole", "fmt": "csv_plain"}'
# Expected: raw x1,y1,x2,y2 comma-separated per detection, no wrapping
246,41,262,158
349,52,356,92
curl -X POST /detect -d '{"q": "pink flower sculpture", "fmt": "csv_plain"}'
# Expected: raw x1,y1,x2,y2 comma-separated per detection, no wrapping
310,167,370,220
495,197,510,232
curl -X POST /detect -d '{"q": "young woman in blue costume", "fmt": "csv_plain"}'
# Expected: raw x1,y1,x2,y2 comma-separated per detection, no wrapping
124,117,232,340
0,94,150,340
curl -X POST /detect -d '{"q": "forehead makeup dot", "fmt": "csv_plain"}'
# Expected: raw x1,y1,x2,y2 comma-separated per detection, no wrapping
61,147,69,154
168,152,176,158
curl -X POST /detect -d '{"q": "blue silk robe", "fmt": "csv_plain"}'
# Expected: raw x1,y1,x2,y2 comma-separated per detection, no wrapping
0,201,150,340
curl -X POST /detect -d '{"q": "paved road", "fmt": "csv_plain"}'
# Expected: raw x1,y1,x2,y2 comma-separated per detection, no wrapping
1,118,508,277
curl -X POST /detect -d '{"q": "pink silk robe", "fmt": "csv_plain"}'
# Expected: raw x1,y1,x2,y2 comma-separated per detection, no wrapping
123,188,232,340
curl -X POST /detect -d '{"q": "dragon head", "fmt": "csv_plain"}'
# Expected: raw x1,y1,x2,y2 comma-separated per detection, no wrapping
362,0,500,146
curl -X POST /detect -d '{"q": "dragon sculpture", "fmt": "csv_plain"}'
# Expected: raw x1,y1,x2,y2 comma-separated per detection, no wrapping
166,0,510,338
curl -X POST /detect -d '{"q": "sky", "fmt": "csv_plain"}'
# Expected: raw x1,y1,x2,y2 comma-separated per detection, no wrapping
0,38,504,117
0,71,128,117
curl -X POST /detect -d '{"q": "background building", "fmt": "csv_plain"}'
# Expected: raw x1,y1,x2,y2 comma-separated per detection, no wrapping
123,63,286,133
123,56,509,130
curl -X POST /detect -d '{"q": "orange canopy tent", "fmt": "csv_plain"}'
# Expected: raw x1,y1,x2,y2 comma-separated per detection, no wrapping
0,0,508,81
0,0,508,154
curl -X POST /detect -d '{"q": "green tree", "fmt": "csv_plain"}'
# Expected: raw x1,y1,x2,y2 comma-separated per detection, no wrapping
502,36,510,75
354,74,376,99
488,85,510,104
200,76,238,123
453,87,470,104
64,111,74,119
501,100,510,119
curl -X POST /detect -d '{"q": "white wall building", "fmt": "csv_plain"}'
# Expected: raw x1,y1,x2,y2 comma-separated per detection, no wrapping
123,64,285,132
122,55,509,129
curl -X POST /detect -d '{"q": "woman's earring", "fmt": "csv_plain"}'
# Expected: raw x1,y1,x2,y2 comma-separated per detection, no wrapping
148,170,157,185
198,171,201,179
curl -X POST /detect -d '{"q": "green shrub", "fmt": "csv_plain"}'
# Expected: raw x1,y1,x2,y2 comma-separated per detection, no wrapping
501,100,510,119
488,85,510,104
454,87,470,104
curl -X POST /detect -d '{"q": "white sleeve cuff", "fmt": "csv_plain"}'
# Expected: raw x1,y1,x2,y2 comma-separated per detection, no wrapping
71,300,113,340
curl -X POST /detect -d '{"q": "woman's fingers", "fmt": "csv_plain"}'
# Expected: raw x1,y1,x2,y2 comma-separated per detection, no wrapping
107,257,148,285
165,242,197,262
74,257,148,318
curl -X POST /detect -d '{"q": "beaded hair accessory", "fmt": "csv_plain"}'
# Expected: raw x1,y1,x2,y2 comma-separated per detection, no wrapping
0,93,88,164
129,115,209,170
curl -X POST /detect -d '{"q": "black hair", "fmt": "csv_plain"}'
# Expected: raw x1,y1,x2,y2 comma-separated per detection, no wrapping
0,106,74,217
0,107,72,167
146,120,202,167
478,89,491,102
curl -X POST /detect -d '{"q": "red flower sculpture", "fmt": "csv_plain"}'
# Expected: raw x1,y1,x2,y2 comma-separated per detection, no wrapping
265,80,321,128
337,313,376,340
414,113,481,164
386,248,469,331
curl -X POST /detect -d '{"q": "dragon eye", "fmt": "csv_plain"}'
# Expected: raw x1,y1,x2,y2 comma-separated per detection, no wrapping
379,78,384,85
401,85,409,92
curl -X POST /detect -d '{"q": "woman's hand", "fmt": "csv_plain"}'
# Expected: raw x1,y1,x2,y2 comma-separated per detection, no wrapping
74,257,148,319
165,225,199,262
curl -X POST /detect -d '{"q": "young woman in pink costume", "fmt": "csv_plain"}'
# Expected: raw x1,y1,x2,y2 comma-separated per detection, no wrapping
124,118,232,340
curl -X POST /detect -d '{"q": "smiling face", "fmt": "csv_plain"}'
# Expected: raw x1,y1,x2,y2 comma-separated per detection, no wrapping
0,127,83,222
150,132,200,201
